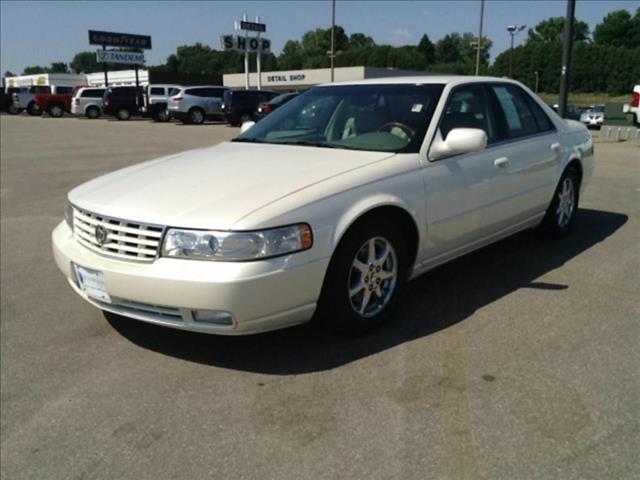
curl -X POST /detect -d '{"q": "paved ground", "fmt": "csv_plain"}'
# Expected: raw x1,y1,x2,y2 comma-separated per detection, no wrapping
1,114,639,479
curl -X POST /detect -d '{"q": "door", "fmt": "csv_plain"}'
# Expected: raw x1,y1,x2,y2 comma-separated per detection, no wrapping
486,83,561,225
423,83,512,260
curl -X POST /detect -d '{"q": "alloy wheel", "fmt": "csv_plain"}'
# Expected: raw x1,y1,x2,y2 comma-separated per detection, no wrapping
556,177,575,228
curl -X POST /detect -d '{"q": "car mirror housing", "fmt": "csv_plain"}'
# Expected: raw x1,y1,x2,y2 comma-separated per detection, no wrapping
430,128,488,160
240,121,256,134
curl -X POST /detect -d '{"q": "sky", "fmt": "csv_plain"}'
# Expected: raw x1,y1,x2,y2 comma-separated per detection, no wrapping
1,0,637,75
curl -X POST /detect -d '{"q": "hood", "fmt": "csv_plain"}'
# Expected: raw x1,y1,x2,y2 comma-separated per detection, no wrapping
69,142,394,229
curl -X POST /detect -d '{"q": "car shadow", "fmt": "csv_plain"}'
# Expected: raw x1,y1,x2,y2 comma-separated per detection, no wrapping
106,208,627,375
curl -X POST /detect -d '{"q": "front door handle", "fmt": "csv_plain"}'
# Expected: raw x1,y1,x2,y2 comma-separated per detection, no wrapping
550,142,561,152
494,157,510,169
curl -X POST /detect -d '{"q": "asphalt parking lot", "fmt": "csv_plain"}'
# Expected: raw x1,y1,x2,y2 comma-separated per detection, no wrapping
1,114,639,479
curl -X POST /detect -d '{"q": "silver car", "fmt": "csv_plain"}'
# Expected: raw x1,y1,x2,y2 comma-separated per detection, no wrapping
167,86,227,124
70,87,106,119
580,105,604,129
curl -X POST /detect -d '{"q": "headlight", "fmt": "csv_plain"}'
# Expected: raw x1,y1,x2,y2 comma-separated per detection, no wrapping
65,203,74,231
161,223,313,261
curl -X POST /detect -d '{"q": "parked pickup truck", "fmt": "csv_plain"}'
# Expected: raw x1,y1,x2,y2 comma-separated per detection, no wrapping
35,90,76,117
12,85,76,116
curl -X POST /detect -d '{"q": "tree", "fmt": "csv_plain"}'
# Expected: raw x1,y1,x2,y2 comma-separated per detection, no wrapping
527,17,590,43
418,34,436,65
349,33,375,49
70,51,102,73
48,62,69,74
593,8,640,49
4,70,16,78
22,66,48,75
435,34,463,63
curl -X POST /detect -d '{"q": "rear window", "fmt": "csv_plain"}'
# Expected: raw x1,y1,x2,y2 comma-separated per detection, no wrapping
168,88,181,96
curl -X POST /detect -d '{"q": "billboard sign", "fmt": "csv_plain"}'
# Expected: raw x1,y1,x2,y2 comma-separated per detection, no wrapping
235,20,266,32
88,30,152,49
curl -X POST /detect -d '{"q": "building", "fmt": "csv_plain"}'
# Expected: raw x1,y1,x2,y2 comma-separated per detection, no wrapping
223,66,435,91
3,72,88,89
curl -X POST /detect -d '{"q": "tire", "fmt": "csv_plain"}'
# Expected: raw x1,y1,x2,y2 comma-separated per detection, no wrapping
154,109,170,122
316,217,408,335
189,107,205,125
27,102,41,116
48,104,64,118
86,106,100,119
7,105,22,115
240,113,253,124
116,107,131,121
540,166,580,238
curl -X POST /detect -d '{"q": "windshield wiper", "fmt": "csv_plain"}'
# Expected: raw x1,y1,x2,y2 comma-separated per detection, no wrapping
280,140,341,149
231,137,268,143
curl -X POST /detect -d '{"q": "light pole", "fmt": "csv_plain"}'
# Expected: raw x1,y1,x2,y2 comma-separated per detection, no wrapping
330,0,336,82
475,0,485,76
507,24,526,78
534,70,539,93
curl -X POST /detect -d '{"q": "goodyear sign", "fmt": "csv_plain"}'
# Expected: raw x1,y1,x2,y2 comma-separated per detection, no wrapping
88,30,152,49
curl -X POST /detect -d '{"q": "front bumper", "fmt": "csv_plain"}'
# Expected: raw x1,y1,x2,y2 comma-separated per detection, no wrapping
52,221,328,335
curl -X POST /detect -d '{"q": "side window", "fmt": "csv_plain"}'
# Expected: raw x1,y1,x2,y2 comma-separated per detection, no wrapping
522,91,555,132
150,87,165,95
56,86,73,94
185,88,205,97
439,84,500,144
490,85,540,139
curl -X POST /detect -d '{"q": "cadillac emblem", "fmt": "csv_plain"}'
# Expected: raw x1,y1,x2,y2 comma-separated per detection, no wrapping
95,225,108,246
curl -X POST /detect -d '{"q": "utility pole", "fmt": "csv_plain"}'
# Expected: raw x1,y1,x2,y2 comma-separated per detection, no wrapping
243,14,249,90
558,0,575,118
256,15,262,90
475,0,485,76
330,0,336,82
507,24,526,78
534,70,539,93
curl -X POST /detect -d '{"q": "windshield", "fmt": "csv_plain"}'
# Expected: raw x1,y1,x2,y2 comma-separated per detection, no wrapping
235,84,444,153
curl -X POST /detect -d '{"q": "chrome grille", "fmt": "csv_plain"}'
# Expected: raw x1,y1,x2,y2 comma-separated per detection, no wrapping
72,206,164,262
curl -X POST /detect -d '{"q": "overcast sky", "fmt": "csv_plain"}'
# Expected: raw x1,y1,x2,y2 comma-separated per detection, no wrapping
1,0,636,75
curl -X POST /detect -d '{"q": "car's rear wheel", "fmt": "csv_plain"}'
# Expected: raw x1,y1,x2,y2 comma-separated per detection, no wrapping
189,107,205,124
317,218,408,334
154,109,170,122
86,106,100,119
116,107,131,121
48,104,64,117
27,102,41,116
7,105,23,115
540,166,580,237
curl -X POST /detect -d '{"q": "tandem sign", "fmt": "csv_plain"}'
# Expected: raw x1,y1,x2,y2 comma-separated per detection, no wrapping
220,35,271,54
88,30,152,49
96,50,145,65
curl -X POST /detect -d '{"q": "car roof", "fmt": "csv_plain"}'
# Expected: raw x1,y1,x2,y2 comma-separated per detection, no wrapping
315,75,524,88
148,84,182,89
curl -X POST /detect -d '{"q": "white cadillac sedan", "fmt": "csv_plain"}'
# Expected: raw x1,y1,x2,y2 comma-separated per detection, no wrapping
52,76,594,335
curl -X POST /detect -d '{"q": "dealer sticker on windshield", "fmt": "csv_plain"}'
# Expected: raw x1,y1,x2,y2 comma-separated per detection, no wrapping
411,103,423,113
73,264,112,304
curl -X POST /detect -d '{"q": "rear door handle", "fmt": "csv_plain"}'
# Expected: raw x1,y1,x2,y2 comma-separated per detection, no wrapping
494,157,510,169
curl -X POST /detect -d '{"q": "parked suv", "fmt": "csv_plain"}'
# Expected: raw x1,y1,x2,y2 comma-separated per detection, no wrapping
254,92,299,121
102,86,144,121
71,87,106,119
626,84,640,126
222,89,279,126
167,86,227,124
143,84,181,122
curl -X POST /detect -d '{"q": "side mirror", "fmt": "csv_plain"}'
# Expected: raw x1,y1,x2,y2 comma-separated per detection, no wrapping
430,128,488,160
240,121,255,134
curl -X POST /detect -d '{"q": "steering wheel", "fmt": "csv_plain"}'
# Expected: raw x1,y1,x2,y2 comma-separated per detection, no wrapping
379,121,415,138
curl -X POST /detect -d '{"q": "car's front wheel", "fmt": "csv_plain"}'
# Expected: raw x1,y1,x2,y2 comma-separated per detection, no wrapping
541,166,580,237
317,218,408,334
27,102,41,116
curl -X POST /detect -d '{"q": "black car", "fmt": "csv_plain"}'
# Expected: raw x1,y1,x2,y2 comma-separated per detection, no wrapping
102,86,144,121
221,89,279,126
254,92,299,121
